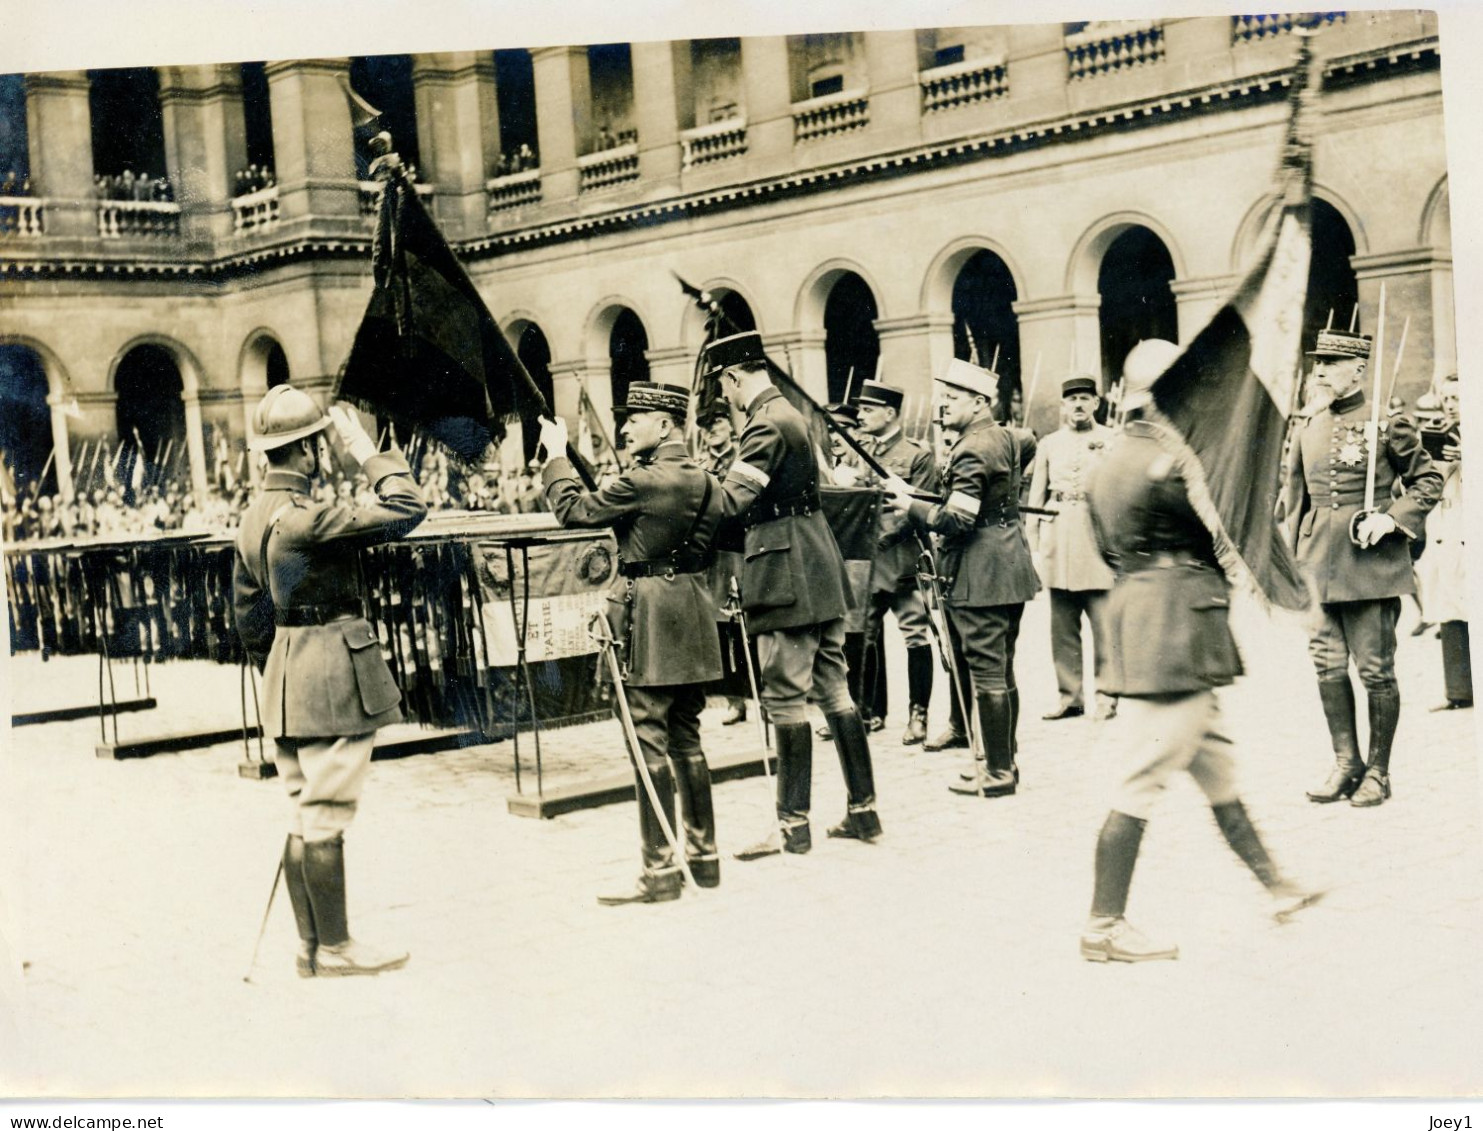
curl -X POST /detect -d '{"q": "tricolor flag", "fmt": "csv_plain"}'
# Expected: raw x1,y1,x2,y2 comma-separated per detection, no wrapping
1139,32,1321,612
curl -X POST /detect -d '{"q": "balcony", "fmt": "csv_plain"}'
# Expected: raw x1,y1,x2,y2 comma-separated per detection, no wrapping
486,168,542,213
1066,20,1166,81
680,118,748,169
1233,12,1346,45
0,196,46,237
793,88,870,143
97,199,181,239
578,142,640,194
230,185,280,234
919,55,1009,113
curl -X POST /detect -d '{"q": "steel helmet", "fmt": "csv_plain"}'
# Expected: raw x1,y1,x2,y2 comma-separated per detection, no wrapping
248,385,330,452
1120,339,1182,411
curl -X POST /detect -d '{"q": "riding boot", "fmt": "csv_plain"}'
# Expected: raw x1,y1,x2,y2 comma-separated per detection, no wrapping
673,751,719,888
283,834,317,978
736,722,813,860
1007,685,1021,783
302,835,409,976
600,763,683,903
1306,676,1365,803
1080,811,1177,962
824,710,882,841
1352,683,1400,807
1211,800,1324,922
950,691,1015,797
902,645,934,745
925,639,972,750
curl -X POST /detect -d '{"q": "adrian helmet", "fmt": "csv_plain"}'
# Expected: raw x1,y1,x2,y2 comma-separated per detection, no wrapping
248,385,331,452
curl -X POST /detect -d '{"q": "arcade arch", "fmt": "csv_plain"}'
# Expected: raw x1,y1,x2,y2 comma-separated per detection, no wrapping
0,344,54,493
1095,225,1179,393
950,248,1021,420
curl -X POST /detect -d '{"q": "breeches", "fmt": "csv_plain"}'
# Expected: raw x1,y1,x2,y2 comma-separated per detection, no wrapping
275,733,376,842
1108,691,1240,820
868,587,932,649
625,683,706,770
755,618,855,724
1307,597,1400,689
945,603,1025,694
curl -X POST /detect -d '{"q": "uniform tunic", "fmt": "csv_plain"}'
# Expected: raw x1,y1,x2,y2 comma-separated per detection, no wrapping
1027,423,1117,593
863,428,937,596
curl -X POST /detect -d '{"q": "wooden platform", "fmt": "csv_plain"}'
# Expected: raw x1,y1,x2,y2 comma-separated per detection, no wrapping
14,697,157,727
506,747,777,819
236,727,486,779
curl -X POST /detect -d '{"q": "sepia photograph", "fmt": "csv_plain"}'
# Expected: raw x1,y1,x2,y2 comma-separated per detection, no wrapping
1,0,1480,1114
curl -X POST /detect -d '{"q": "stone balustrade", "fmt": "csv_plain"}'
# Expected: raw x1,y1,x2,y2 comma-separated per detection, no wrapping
97,199,181,238
230,185,280,234
1233,12,1346,44
679,118,749,168
486,168,542,212
792,88,871,143
1066,20,1166,80
578,142,640,193
919,55,1009,112
0,196,46,237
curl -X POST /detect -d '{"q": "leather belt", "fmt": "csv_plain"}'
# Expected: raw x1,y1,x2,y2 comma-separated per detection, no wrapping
974,504,1020,527
743,493,821,530
619,549,716,579
1052,490,1087,502
274,602,362,627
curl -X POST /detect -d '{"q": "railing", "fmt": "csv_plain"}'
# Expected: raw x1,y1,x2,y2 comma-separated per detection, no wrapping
0,196,45,237
680,118,748,168
1233,12,1346,44
231,184,280,233
1066,20,1166,80
919,55,1009,112
578,142,639,193
97,199,181,238
793,88,870,143
358,180,435,216
487,168,542,212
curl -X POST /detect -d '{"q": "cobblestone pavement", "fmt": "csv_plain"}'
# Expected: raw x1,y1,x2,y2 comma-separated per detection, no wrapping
1,592,1479,1099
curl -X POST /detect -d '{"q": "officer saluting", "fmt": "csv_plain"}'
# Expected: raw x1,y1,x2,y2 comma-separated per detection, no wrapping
537,384,726,904
1284,328,1442,808
854,380,938,745
703,331,882,856
884,358,1040,797
233,387,427,978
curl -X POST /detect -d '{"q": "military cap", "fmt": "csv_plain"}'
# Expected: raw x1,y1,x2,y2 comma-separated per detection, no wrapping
1061,375,1099,398
1307,329,1372,359
701,330,767,378
826,402,861,428
936,358,998,400
856,380,905,412
615,381,689,419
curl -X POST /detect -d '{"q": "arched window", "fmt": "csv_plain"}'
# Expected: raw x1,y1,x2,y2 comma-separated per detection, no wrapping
1097,225,1178,392
114,344,186,503
823,273,879,404
0,345,52,493
609,309,650,432
516,323,554,461
952,249,1021,422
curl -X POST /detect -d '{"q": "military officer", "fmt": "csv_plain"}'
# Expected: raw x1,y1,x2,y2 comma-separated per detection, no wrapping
1027,374,1117,722
854,379,938,745
536,383,726,904
1284,328,1442,808
232,386,427,978
699,410,751,729
704,330,881,855
883,358,1040,798
1080,339,1321,963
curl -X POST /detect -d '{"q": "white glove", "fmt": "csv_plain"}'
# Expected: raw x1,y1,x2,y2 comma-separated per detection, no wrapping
328,405,379,465
536,416,569,462
1355,510,1398,548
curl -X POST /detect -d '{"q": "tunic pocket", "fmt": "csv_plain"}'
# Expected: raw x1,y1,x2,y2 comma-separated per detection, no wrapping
743,536,796,611
341,620,401,716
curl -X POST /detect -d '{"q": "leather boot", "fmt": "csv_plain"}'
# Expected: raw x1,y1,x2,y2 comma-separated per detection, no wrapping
950,691,1015,797
1080,917,1179,963
736,723,813,860
903,646,934,747
302,836,409,976
1080,811,1176,961
721,699,747,726
1352,684,1399,807
901,704,929,747
1008,685,1021,783
673,751,719,888
283,834,317,978
825,710,882,841
1306,677,1366,803
597,868,683,905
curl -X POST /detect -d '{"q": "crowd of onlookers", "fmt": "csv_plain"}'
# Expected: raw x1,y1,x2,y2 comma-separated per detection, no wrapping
233,164,276,197
492,144,539,178
92,169,175,203
1,170,31,197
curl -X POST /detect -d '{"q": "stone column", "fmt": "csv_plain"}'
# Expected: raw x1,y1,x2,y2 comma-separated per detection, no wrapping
46,396,75,502
631,40,692,191
411,52,500,239
24,71,97,237
181,392,210,505
1353,250,1453,405
863,31,923,150
763,329,828,404
740,37,795,176
1003,24,1069,127
1011,294,1102,436
1170,275,1233,343
531,47,591,206
265,59,362,236
158,65,249,244
873,314,955,424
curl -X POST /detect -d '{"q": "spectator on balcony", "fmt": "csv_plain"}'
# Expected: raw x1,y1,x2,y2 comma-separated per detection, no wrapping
518,143,537,171
1,170,16,196
597,124,615,151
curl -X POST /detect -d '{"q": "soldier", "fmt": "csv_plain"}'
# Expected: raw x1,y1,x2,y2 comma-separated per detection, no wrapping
1284,328,1442,808
704,330,881,855
883,358,1039,797
232,386,427,977
537,384,725,904
1027,374,1117,722
1080,339,1321,963
1417,375,1470,710
698,410,750,729
854,379,938,746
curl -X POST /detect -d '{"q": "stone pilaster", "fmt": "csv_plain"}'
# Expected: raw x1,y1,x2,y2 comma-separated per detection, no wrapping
24,71,97,237
265,59,362,236
531,47,590,206
46,395,75,502
863,31,924,150
1353,249,1455,403
762,329,828,405
1011,294,1102,436
631,40,692,192
158,64,249,244
872,314,955,427
1170,275,1235,343
411,52,500,239
739,37,794,176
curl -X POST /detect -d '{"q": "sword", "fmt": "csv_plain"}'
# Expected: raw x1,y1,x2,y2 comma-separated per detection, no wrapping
1350,281,1386,546
588,612,695,890
724,576,771,756
913,540,981,765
